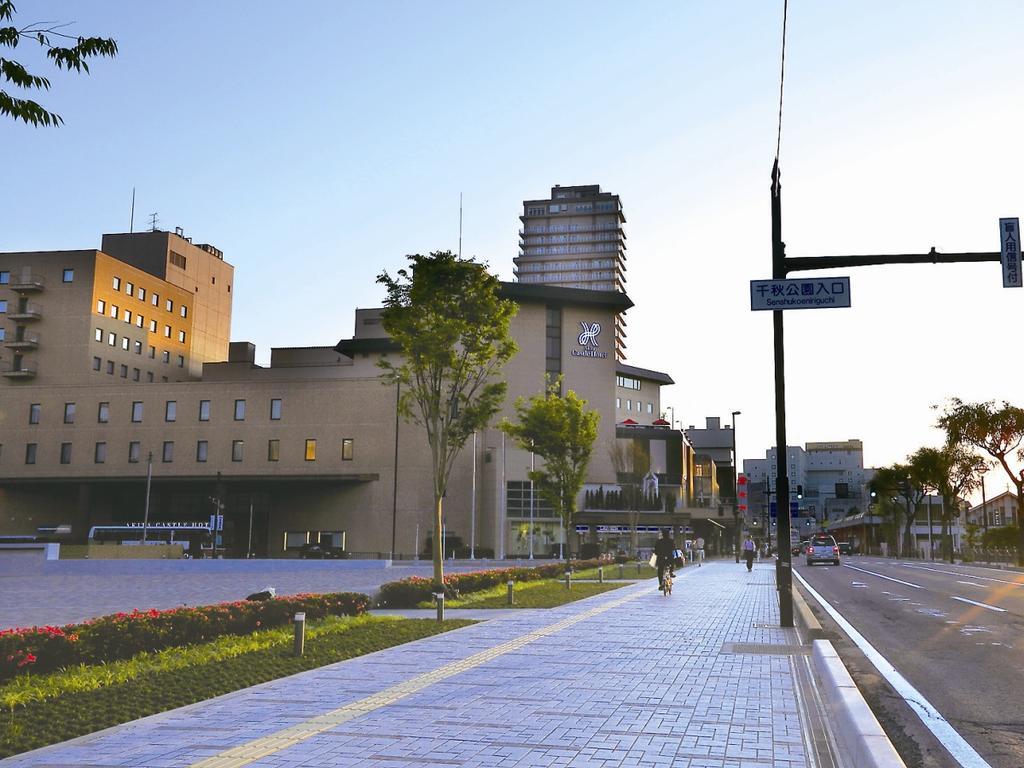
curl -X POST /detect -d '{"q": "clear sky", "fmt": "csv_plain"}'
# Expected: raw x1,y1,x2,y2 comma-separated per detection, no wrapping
4,1,1023,488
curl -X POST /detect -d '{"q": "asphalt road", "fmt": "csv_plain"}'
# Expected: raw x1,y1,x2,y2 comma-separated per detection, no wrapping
797,556,1024,768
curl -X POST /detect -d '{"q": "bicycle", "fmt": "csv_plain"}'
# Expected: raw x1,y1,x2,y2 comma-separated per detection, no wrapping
661,566,674,596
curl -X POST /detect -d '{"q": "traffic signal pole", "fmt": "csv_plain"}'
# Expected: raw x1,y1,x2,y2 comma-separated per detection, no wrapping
768,160,1006,630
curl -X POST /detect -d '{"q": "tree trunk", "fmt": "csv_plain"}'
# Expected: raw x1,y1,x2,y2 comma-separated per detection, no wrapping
903,513,915,559
433,494,444,592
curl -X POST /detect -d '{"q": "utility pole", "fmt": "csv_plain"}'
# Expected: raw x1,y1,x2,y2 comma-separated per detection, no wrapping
731,411,741,563
470,431,477,559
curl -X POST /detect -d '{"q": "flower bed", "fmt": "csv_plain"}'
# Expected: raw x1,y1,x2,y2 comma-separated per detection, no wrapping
0,592,368,682
377,559,606,607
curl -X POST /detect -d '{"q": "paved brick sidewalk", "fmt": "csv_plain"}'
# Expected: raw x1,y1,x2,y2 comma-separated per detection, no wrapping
5,561,813,768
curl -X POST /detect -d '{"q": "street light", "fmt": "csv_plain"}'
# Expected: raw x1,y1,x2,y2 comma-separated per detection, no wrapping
731,410,741,563
978,463,990,534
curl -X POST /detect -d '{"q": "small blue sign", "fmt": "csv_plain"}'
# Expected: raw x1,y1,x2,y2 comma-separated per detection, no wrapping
769,501,800,518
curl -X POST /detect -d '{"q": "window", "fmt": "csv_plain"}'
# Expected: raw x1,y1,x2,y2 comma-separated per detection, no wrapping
0,300,5,313
60,443,72,464
342,438,354,461
199,400,210,421
616,397,621,409
0,328,4,341
97,299,106,314
177,355,184,368
98,402,109,423
165,298,173,312
146,372,154,382
25,443,37,464
270,399,282,420
169,250,187,270
106,360,114,375
131,401,143,422
137,286,146,301
28,403,40,425
121,336,130,351
107,332,116,346
268,439,280,462
149,319,157,332
178,330,186,343
616,375,642,391
123,309,132,324
305,439,317,461
234,399,245,421
63,402,75,424
92,356,101,371
180,305,188,318
196,440,208,462
162,441,174,463
148,345,156,359
162,350,170,363
94,442,106,464
134,340,142,354
231,440,244,462
626,399,632,411
94,328,103,342
151,293,159,306
0,271,7,284
112,276,121,290
62,268,74,283
647,402,653,414
120,364,128,378
163,325,171,338
125,281,133,296
110,305,118,318
128,441,140,463
165,400,177,422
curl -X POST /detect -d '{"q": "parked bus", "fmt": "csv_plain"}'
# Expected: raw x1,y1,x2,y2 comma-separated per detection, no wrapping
87,522,212,556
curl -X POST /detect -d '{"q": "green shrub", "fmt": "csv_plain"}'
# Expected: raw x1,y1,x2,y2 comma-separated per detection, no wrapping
0,592,368,682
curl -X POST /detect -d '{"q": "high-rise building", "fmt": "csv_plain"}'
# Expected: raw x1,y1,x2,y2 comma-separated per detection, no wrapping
515,184,627,357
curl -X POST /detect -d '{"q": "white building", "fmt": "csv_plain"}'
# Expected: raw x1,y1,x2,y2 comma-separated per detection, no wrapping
965,490,1019,528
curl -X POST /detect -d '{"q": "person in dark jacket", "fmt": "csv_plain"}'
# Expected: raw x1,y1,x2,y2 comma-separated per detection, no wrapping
654,528,677,590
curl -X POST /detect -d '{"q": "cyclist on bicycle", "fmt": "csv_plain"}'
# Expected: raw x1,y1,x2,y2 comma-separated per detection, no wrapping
654,528,676,591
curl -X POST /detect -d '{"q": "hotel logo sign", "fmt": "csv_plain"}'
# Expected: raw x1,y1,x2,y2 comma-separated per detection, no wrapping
572,321,608,359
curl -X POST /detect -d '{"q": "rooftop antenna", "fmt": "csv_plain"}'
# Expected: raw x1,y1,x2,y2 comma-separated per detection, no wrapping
148,212,159,232
458,192,463,259
130,187,135,233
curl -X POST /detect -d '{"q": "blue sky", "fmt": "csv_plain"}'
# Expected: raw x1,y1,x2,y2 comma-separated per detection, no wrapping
4,1,1023,481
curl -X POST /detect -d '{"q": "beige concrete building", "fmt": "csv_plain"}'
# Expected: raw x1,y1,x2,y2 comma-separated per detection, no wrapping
0,234,690,558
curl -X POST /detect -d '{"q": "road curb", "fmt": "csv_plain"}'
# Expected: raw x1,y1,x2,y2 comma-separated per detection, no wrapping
792,583,827,640
812,639,906,768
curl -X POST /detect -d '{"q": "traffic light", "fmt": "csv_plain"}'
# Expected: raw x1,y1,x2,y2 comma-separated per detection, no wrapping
796,484,803,499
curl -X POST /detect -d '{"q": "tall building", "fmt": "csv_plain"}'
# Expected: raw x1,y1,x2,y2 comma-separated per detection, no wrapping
515,184,627,358
0,230,233,386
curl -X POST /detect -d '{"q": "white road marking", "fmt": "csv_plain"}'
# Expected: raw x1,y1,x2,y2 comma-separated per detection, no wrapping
951,596,1006,613
843,563,922,589
901,563,1024,587
956,581,986,588
795,571,993,768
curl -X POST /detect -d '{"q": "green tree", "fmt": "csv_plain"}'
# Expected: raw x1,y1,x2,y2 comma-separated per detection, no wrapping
1,1,117,126
870,463,925,557
377,252,517,609
908,446,981,563
609,439,650,556
501,377,600,560
937,399,1024,565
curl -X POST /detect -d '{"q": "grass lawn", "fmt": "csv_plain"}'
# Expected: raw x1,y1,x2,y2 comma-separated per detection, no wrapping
0,615,473,759
435,579,626,609
572,563,658,580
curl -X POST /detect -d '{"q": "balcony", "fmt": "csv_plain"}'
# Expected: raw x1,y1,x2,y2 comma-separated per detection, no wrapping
1,359,37,379
7,302,42,321
9,272,45,291
4,331,39,350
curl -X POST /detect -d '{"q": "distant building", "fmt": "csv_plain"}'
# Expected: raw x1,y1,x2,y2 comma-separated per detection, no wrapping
515,184,627,358
966,490,1019,528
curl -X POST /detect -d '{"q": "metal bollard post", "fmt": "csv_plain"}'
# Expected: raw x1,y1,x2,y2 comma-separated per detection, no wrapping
564,571,571,589
434,592,445,622
618,563,624,579
507,580,514,606
598,566,604,583
636,562,641,577
293,612,306,656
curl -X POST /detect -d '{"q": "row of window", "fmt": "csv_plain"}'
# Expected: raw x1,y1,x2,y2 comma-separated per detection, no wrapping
91,358,170,382
525,202,617,216
616,375,642,391
95,306,187,341
93,333,185,365
616,398,654,414
0,269,74,284
110,276,188,317
517,259,617,272
17,438,355,465
523,222,620,234
519,272,615,283
523,244,620,256
522,233,621,245
26,398,283,425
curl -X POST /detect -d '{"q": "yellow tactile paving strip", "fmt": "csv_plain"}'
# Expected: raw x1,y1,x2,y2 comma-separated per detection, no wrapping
191,587,645,768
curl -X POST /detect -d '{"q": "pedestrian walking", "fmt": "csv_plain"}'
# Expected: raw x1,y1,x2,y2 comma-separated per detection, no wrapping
695,536,705,566
742,534,756,572
654,528,677,591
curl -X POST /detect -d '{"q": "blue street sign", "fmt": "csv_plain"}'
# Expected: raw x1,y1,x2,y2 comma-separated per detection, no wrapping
769,501,800,518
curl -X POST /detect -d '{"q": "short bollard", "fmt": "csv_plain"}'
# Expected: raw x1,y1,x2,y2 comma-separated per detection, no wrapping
618,563,624,579
564,571,571,590
598,566,604,583
506,580,514,606
636,562,641,577
434,592,445,622
292,612,306,657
